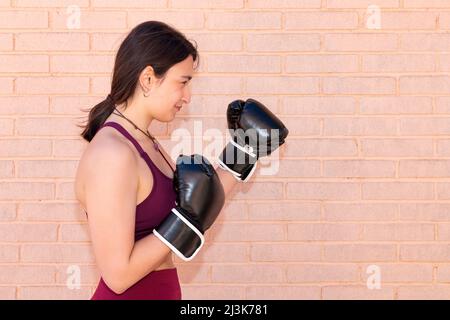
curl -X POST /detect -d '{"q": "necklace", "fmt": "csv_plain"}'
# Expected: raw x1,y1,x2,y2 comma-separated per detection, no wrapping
112,108,160,152
109,102,175,174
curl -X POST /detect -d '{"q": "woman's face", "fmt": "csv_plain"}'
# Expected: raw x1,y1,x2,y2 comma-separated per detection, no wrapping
146,55,194,122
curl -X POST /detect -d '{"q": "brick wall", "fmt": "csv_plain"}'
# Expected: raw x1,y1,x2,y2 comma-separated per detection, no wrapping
0,0,449,300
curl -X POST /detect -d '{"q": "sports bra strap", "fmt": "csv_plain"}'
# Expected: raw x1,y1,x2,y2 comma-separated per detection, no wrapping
102,122,146,157
101,121,175,174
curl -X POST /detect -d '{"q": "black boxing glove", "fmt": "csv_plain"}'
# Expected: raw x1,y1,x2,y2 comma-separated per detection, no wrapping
217,98,289,182
153,154,225,261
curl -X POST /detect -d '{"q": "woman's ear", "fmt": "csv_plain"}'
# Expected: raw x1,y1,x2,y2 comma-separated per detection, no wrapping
139,65,155,93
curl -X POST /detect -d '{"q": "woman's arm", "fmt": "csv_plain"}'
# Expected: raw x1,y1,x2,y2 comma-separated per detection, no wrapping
215,165,239,198
83,139,172,295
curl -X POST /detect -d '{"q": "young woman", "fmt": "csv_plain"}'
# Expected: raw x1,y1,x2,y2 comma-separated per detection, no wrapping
75,21,288,300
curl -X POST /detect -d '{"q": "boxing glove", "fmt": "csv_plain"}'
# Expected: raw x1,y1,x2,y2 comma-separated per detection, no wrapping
153,154,225,261
217,98,289,182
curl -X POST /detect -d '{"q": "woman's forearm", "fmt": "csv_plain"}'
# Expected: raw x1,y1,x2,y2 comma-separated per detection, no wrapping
216,166,240,198
109,234,172,294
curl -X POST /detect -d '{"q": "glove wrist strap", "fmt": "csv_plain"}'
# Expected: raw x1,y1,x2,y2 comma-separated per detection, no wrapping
217,140,258,182
153,207,205,262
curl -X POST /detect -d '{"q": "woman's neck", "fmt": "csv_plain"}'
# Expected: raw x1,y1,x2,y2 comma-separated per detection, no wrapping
110,102,153,137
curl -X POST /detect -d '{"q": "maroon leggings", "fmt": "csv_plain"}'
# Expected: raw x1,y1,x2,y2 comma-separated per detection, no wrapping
91,268,182,300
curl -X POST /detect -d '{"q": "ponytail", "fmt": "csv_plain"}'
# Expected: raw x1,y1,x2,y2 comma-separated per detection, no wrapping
80,94,115,142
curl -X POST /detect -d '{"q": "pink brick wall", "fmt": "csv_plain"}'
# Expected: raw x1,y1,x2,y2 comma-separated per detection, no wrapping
1,0,450,300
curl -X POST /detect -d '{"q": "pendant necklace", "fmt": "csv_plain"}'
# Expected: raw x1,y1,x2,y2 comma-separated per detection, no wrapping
112,108,160,152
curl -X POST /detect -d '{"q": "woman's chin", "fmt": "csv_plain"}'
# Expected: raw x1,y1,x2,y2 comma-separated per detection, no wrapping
154,112,176,123
161,115,176,123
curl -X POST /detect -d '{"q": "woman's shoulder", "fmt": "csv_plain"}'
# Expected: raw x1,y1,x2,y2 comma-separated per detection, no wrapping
75,126,140,211
79,127,138,177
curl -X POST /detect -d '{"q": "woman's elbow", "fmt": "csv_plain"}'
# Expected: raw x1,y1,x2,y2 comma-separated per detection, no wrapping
102,271,128,295
103,278,128,294
112,286,126,295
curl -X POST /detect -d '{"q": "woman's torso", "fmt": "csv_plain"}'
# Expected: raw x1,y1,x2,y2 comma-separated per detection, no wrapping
75,116,177,271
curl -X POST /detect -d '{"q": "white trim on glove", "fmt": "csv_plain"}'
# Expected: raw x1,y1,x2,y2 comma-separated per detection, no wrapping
153,208,205,262
216,140,258,182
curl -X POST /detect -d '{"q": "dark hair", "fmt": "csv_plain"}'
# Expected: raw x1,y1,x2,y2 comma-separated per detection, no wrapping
79,21,199,142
